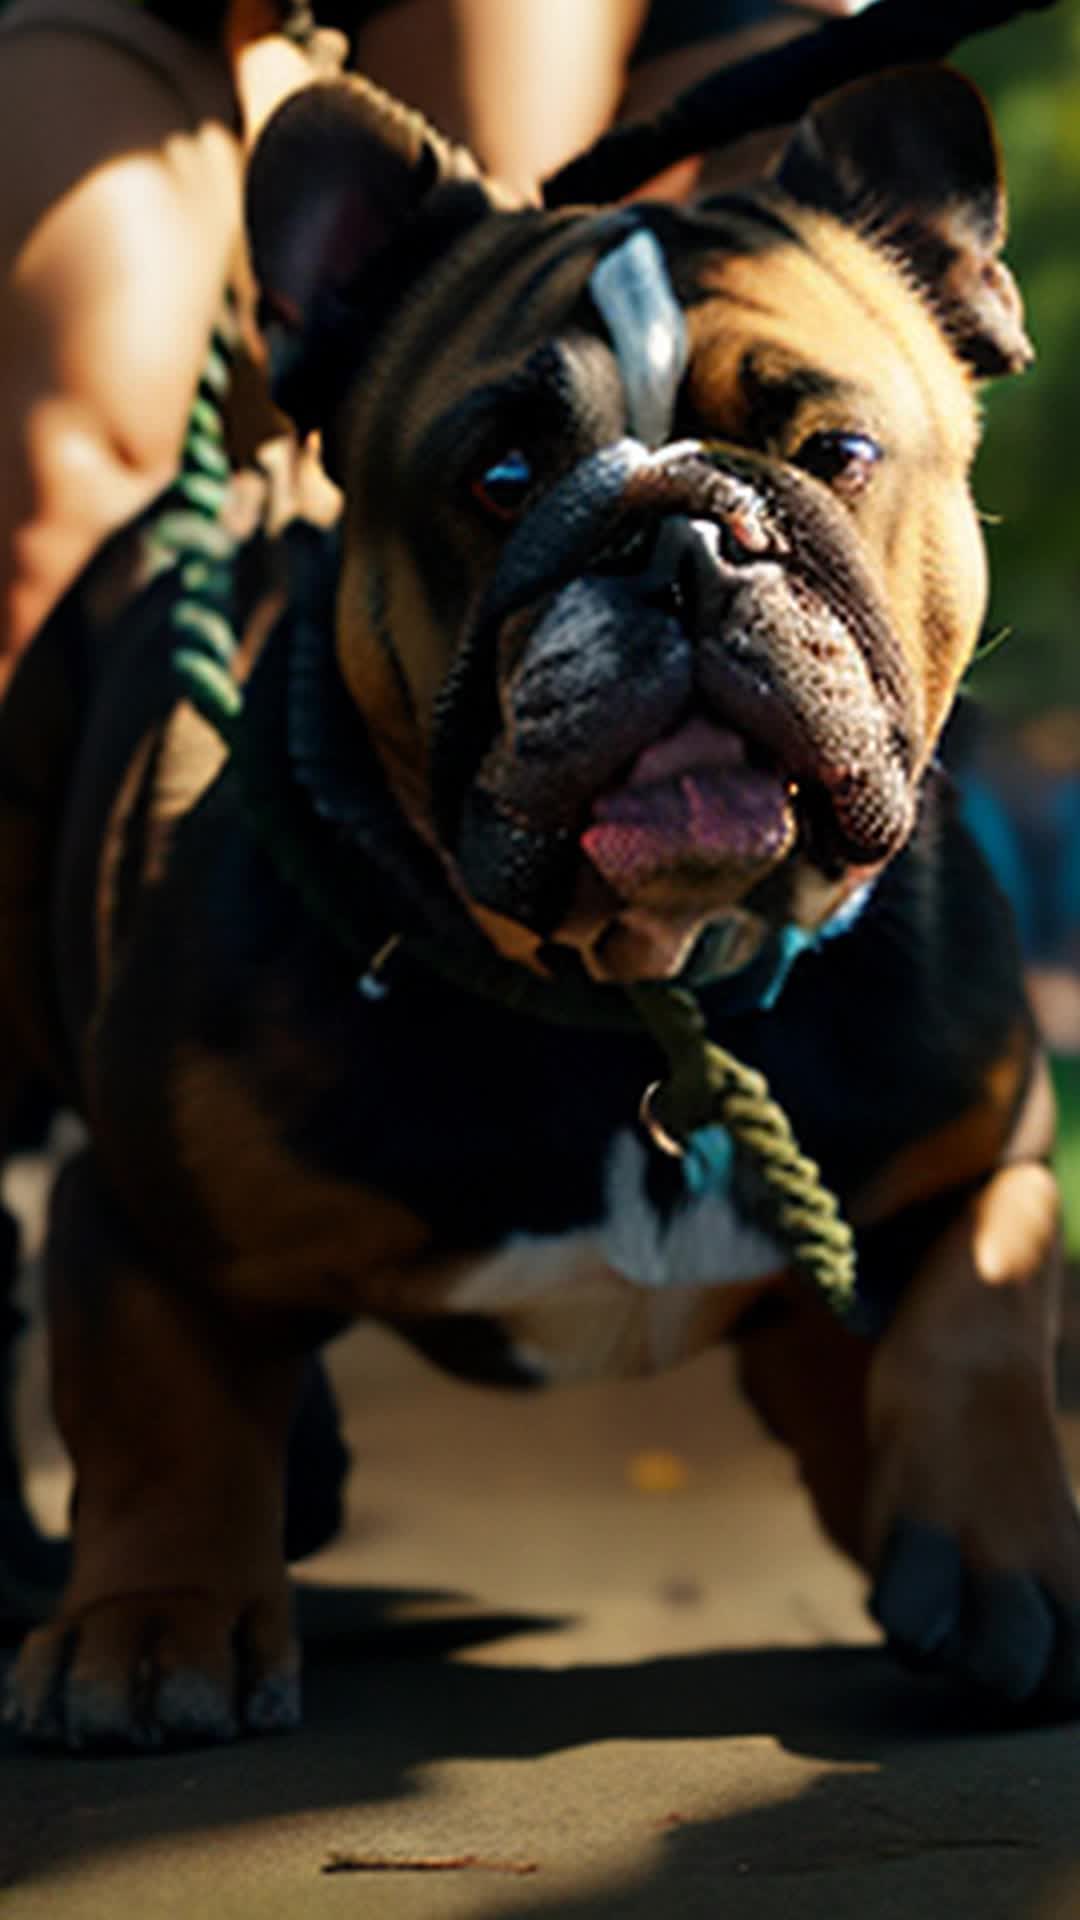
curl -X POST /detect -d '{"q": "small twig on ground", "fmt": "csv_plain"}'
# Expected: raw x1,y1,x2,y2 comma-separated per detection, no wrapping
321,1850,540,1876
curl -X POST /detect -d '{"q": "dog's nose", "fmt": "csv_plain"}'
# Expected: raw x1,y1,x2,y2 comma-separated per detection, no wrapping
640,512,769,631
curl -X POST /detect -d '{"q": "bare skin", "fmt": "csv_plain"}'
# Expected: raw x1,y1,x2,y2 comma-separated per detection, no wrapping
0,4,311,683
354,0,878,196
354,0,650,198
0,18,231,673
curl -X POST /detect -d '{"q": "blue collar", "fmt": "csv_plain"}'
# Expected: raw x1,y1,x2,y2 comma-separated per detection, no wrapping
709,882,876,1016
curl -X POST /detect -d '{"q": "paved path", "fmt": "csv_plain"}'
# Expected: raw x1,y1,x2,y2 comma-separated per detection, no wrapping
3,1316,1080,1919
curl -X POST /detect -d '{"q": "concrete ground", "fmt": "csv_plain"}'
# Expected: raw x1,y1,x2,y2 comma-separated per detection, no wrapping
2,1302,1080,1920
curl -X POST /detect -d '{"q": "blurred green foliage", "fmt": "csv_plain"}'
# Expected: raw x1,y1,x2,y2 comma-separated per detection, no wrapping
957,1,1080,718
955,11,1080,1252
1053,1058,1080,1254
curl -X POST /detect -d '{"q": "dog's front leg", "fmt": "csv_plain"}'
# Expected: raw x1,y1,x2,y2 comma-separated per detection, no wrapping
867,1162,1080,1711
8,1151,303,1749
738,1161,1080,1712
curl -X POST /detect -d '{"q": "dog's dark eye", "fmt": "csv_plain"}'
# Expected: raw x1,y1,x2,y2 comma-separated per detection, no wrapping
794,430,882,499
471,450,534,522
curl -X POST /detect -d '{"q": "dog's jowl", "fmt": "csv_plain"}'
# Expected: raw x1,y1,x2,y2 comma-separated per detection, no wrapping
1,65,1077,1747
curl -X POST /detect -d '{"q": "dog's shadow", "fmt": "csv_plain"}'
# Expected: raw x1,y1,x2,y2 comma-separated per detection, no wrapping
4,1576,1077,1908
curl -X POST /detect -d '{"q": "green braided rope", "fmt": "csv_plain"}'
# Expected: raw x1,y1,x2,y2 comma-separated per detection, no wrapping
145,301,244,713
160,317,393,967
629,983,857,1317
155,312,342,930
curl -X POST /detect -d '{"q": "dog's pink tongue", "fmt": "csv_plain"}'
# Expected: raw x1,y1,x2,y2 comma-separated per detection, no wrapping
582,717,795,899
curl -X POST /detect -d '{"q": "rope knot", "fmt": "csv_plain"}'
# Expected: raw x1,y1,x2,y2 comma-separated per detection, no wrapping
628,980,857,1320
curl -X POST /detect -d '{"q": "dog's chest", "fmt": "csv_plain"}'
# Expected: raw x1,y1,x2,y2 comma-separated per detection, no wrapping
443,1125,788,1382
280,971,790,1380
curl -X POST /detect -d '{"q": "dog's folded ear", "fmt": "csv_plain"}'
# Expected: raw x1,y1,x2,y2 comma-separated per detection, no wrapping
777,66,1032,379
246,78,520,436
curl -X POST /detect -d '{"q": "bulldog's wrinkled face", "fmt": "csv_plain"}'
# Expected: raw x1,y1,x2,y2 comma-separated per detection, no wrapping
248,68,1030,983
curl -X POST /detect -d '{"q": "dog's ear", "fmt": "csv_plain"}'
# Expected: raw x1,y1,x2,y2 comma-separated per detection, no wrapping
777,66,1032,379
246,77,521,431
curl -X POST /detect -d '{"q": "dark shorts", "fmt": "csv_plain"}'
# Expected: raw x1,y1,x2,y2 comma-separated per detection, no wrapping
136,2,803,58
120,3,365,48
632,0,793,66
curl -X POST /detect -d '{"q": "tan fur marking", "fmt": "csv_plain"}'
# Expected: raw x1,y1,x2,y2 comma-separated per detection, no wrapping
333,215,605,815
971,1162,1060,1290
95,707,230,999
689,205,986,735
737,1280,871,1563
170,1043,431,1312
1003,1048,1056,1165
94,731,159,1002
866,1162,1077,1588
850,1028,1031,1228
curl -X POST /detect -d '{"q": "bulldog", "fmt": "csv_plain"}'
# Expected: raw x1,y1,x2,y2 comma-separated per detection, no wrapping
2,62,1077,1749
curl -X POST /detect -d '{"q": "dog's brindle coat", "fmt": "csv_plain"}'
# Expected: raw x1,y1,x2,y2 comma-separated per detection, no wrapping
2,66,1078,1746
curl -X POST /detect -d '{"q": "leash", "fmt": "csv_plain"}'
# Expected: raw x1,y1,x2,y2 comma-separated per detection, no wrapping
627,983,856,1320
160,332,858,1322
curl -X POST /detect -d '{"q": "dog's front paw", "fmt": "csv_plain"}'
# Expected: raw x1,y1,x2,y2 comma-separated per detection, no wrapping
865,1164,1080,1716
867,1338,1080,1716
5,1586,299,1749
870,1515,1080,1713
